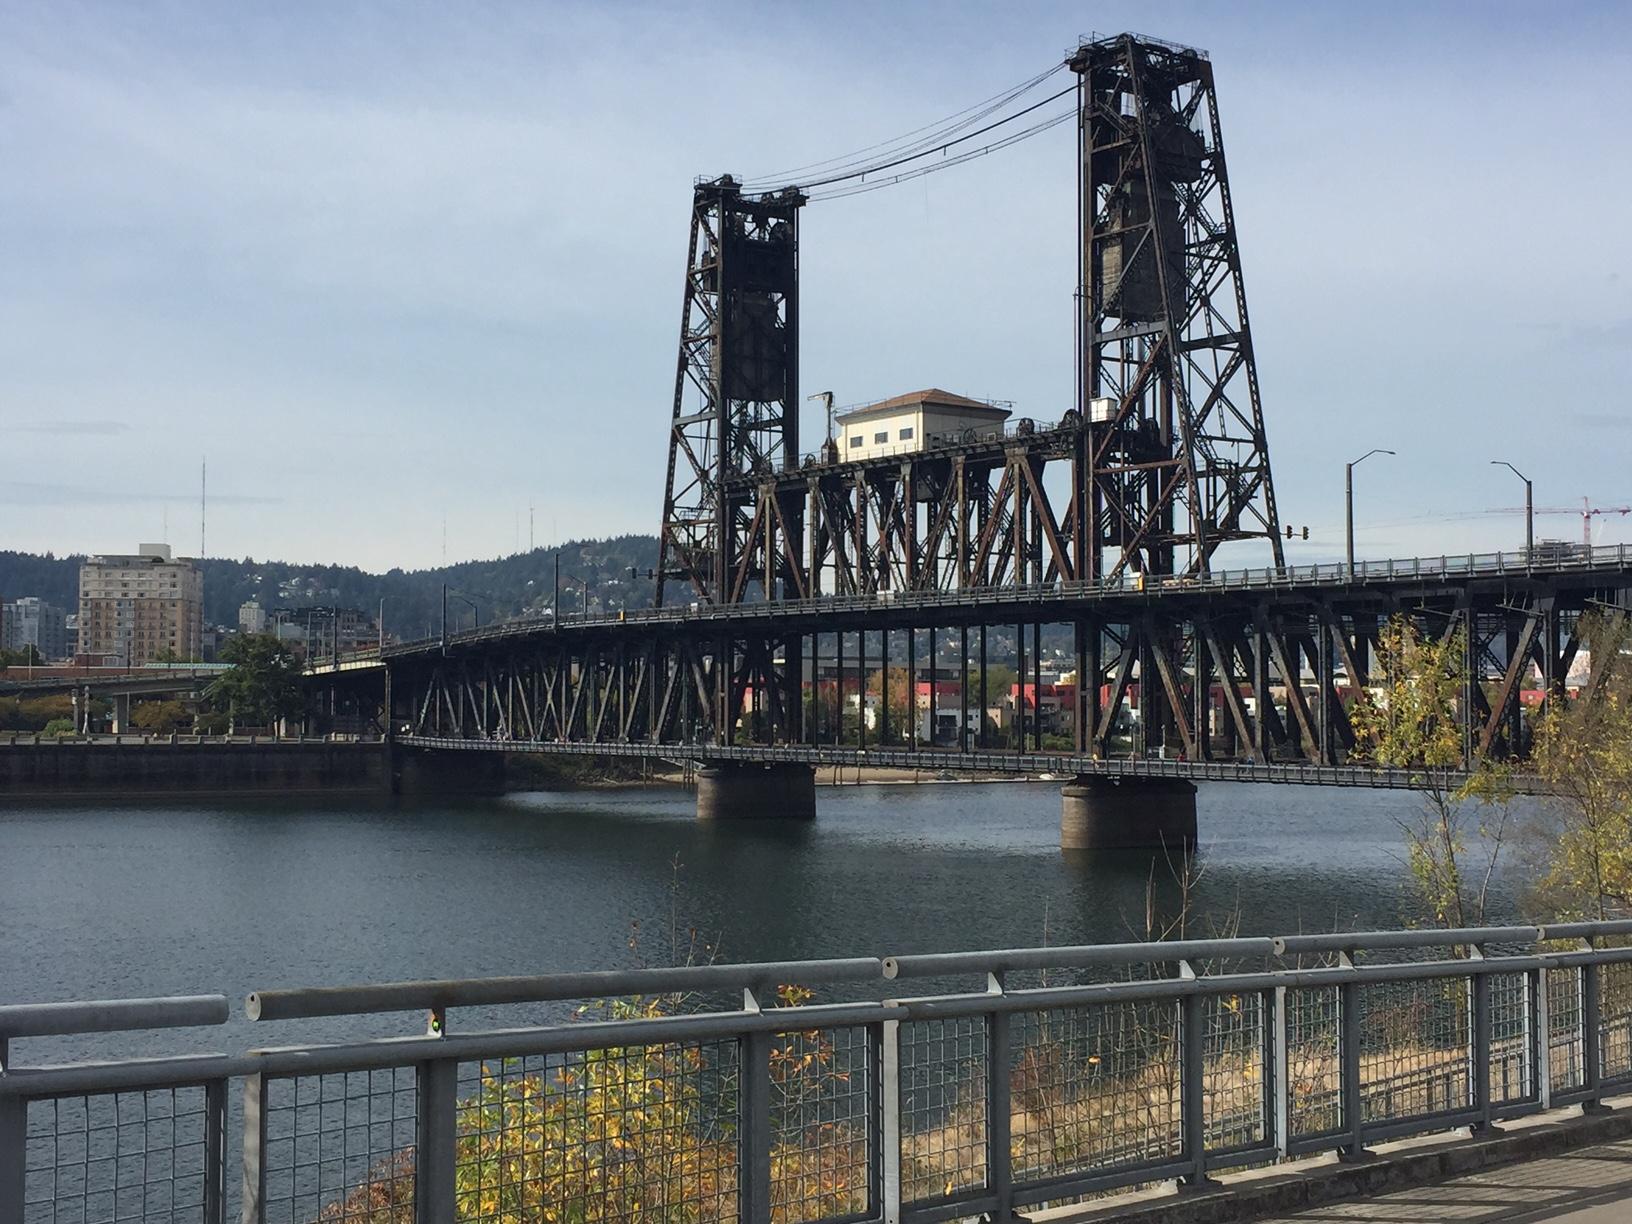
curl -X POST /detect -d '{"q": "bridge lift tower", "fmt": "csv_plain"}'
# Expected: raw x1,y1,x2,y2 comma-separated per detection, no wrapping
656,179,806,608
657,33,1285,606
1074,33,1284,577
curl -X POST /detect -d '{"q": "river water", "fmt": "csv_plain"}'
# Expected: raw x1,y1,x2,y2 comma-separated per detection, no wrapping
0,779,1524,1058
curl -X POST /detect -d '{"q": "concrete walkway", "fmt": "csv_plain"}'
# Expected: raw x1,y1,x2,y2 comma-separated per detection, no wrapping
1251,1133,1632,1222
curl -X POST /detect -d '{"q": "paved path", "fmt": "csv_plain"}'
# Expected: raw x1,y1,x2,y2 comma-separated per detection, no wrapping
1251,1134,1632,1222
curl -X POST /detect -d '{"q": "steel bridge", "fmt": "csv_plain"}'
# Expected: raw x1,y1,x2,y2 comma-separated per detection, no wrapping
304,33,1631,832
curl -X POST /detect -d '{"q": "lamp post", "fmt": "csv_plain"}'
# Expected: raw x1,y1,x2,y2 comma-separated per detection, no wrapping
1490,460,1533,556
377,596,388,652
1346,448,1395,578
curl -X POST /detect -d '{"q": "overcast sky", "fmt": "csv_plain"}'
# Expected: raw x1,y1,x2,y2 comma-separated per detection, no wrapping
2,1,1629,572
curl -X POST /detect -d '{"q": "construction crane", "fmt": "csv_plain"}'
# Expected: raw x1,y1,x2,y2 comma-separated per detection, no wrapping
1489,497,1632,548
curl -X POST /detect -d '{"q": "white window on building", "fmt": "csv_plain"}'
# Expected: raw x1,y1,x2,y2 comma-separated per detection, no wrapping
873,431,887,444
899,427,914,440
850,436,862,447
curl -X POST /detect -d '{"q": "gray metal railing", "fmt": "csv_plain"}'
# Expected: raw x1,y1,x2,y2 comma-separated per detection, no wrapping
7,923,1632,1222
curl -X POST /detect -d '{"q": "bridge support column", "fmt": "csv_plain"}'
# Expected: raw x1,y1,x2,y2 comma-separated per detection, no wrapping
1060,776,1197,854
696,763,816,821
392,748,506,797
109,692,131,735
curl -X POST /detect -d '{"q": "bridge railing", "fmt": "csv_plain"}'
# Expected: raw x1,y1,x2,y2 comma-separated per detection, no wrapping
9,922,1632,1222
370,541,1632,660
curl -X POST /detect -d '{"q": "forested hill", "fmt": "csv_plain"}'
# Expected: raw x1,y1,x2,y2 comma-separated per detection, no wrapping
0,535,660,640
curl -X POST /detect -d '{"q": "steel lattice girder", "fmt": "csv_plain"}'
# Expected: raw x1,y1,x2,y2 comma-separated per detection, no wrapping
1072,33,1283,579
363,571,1632,773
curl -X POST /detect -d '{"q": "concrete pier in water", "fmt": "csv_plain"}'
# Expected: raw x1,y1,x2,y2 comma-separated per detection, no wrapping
1060,775,1198,853
696,762,817,821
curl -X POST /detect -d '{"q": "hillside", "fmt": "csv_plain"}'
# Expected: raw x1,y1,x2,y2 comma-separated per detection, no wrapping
0,535,660,643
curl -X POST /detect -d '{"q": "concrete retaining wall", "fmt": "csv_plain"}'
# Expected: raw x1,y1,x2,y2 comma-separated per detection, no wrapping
0,740,388,800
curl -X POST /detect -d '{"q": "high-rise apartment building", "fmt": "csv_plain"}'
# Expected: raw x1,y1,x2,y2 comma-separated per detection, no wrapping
2,597,69,660
78,544,204,664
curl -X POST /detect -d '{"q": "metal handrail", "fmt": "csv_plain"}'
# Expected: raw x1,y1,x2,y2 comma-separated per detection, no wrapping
246,956,885,1021
8,926,1632,1223
0,995,229,1039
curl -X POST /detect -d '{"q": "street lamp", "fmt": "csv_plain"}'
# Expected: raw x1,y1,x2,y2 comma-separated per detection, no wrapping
1346,448,1395,578
1490,460,1534,557
440,584,485,649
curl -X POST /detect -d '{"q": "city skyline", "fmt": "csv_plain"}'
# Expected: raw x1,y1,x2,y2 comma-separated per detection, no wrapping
3,1,1630,570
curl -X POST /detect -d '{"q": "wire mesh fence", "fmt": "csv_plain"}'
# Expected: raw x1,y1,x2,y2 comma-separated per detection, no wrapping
451,1039,740,1224
21,1088,213,1224
1284,986,1342,1139
13,926,1632,1224
259,1069,416,1224
1010,999,1182,1183
897,1016,987,1207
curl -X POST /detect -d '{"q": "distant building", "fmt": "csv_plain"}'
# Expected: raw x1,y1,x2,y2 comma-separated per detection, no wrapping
78,544,204,664
239,599,268,635
63,613,78,658
835,389,1011,462
273,605,377,660
2,597,68,660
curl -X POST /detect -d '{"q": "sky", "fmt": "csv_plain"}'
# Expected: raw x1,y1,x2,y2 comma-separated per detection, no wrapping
2,1,1630,572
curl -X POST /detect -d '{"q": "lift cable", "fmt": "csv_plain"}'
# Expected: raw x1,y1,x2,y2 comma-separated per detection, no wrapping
803,103,1076,201
755,82,1076,199
738,60,1068,191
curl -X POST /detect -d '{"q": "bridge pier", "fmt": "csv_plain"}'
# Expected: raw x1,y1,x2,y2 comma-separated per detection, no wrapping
696,763,816,821
390,747,506,797
1060,776,1197,854
109,692,131,735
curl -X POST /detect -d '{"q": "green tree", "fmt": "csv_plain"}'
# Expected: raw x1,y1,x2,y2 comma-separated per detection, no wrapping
1524,611,1632,919
208,634,304,729
132,700,189,734
865,666,913,744
1348,615,1508,929
0,644,43,670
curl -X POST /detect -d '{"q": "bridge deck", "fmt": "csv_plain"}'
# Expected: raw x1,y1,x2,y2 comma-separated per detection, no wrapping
396,733,1535,791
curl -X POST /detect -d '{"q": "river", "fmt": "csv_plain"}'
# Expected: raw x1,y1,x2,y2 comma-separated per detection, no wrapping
0,778,1524,1058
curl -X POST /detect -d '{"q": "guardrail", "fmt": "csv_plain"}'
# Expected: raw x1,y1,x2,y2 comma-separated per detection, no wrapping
0,733,383,748
355,542,1632,664
8,923,1632,1222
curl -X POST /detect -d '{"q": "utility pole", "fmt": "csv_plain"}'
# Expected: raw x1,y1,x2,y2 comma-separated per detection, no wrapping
553,553,560,622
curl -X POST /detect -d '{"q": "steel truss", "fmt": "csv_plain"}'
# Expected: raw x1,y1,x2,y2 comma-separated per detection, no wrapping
366,572,1631,773
1073,33,1283,578
657,178,805,607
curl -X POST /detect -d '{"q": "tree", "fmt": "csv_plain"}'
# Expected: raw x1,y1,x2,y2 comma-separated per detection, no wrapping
0,644,43,670
1524,611,1632,919
209,634,304,729
132,700,189,734
1348,615,1509,929
865,666,913,744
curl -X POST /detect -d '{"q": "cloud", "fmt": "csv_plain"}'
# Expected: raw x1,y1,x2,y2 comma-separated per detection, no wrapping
0,481,279,508
5,419,130,436
1572,412,1632,431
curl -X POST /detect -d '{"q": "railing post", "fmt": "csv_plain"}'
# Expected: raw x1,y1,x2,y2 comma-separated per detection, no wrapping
1338,953,1368,1161
1581,941,1608,1113
1470,948,1495,1134
986,973,1014,1218
1535,965,1552,1111
878,1015,901,1224
204,1078,228,1224
1178,964,1211,1188
741,995,773,1224
416,1057,458,1224
1271,985,1290,1159
0,1092,25,1224
240,1071,268,1224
